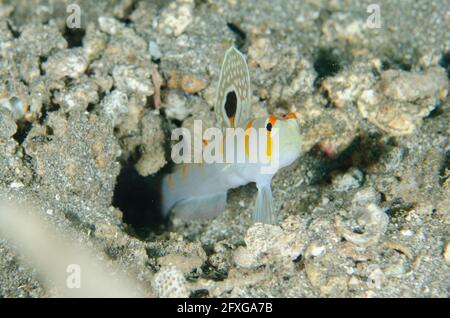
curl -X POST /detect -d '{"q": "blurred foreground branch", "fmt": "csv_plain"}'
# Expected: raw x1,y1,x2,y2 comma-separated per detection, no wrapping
0,202,146,297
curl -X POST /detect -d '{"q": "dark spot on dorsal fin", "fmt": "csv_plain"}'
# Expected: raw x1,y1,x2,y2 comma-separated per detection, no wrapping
225,91,237,119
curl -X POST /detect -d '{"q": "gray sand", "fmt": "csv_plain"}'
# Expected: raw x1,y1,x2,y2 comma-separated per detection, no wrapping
0,0,448,297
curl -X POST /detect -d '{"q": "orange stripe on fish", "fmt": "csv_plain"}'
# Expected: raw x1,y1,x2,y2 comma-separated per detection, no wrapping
230,116,235,128
266,116,277,159
245,119,255,157
268,115,278,126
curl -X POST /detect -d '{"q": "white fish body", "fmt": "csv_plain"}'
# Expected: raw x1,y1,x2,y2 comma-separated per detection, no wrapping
162,47,302,224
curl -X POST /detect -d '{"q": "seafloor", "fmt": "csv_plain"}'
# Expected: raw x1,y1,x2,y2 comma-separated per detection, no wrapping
0,0,448,297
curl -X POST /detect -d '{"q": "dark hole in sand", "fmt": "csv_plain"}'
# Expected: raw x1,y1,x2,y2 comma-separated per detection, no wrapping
381,58,412,71
384,198,414,219
63,26,85,48
113,163,166,238
12,120,33,145
313,48,341,84
309,132,385,186
425,105,444,119
7,20,20,38
438,149,449,186
227,22,247,50
170,117,183,128
38,90,61,126
190,289,209,298
439,51,450,79
116,0,138,26
200,262,228,282
39,56,47,76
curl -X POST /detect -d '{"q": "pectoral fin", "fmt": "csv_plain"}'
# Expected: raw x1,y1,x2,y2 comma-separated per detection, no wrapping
171,192,227,220
253,184,276,224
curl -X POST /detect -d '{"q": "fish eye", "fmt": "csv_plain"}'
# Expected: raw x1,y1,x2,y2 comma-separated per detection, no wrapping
266,122,272,131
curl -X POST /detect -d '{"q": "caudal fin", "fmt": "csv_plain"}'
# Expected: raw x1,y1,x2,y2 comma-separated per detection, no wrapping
253,184,276,224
